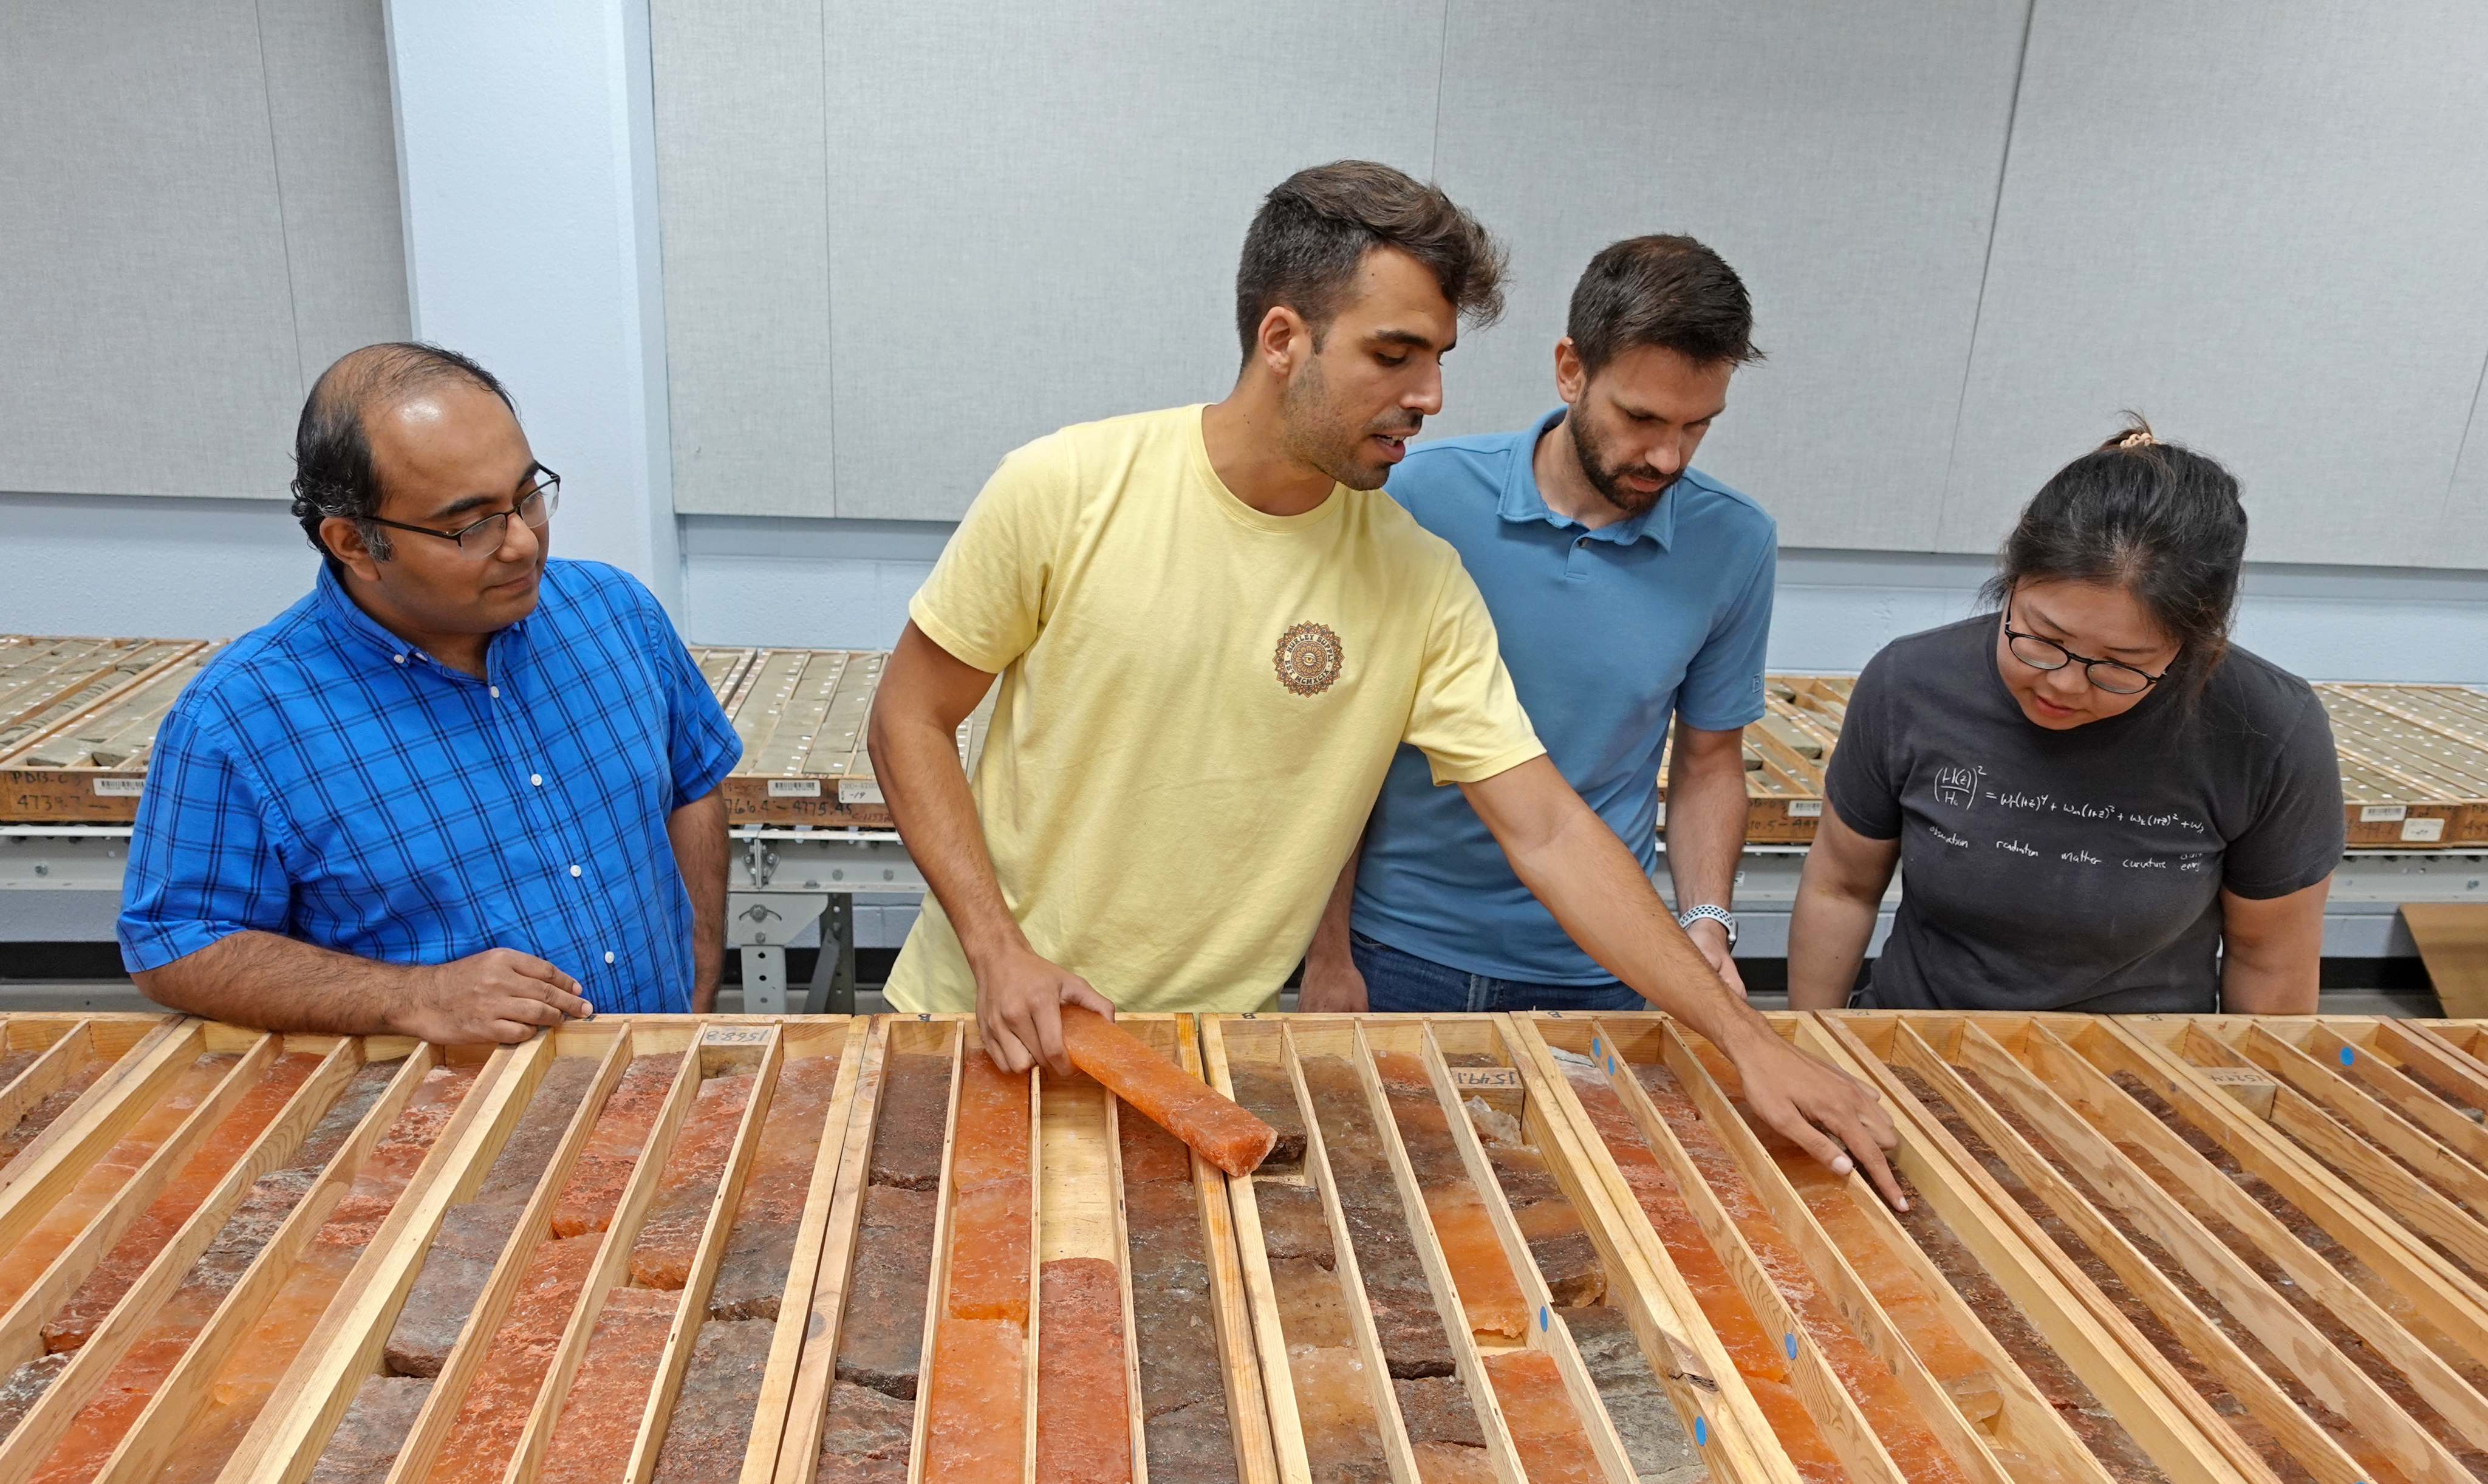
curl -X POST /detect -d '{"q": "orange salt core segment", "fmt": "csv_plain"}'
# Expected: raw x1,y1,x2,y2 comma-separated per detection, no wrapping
551,1052,682,1239
1482,1349,1604,1484
629,1067,754,1290
1056,1008,1273,1176
539,1287,679,1484
1035,1257,1132,1484
1564,1067,1851,1483
46,1050,320,1353
951,1052,1030,1189
0,1054,237,1316
922,1316,1025,1479
147,1064,479,1484
428,1234,603,1484
1420,1189,1529,1339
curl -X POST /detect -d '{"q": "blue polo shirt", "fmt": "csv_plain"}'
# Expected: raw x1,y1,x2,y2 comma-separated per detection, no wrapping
119,559,742,1013
1351,409,1775,983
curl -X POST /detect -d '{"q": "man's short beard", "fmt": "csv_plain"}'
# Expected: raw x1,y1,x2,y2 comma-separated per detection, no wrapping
1569,409,1677,517
1280,353,1413,493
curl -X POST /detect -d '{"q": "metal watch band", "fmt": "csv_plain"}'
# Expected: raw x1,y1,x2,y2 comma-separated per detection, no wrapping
1676,903,1737,947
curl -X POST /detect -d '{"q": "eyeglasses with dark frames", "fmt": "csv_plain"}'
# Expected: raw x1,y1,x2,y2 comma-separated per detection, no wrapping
2001,610,2165,695
363,468,561,558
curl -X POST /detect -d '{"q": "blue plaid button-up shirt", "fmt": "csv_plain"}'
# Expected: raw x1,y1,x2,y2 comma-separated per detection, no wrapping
119,559,742,1014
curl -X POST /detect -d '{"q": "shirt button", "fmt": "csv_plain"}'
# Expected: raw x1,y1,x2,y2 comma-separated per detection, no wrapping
569,864,582,878
530,774,544,787
490,686,501,699
392,654,406,665
604,951,616,964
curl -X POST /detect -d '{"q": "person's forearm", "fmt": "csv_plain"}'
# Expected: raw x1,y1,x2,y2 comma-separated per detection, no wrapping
869,708,1024,971
1664,745,1747,917
1308,841,1362,979
668,790,729,1013
1786,869,1878,1010
1502,804,1774,1053
133,931,420,1035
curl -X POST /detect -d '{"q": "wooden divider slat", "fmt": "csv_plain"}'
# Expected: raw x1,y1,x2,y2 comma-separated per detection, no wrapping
1801,1016,2278,1484
1166,1015,1278,1484
498,1031,716,1483
2080,1018,2488,1434
0,1036,357,1483
1342,1017,1538,1484
0,1022,211,1271
1575,1022,1907,1484
1198,1018,1317,1484
1972,1019,2480,1480
737,1019,869,1484
90,1044,463,1484
1503,1015,1796,1484
1406,1019,1630,1482
1277,1021,1424,1484
0,1033,281,1375
764,1021,890,1484
1639,1017,2041,1484
224,1029,571,1484
898,1018,965,1484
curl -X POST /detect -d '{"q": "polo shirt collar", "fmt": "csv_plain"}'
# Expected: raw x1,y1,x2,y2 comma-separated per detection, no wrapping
312,561,526,677
1495,407,1675,551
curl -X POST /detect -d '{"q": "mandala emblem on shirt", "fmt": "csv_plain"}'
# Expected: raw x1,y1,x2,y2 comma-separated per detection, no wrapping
1274,622,1344,697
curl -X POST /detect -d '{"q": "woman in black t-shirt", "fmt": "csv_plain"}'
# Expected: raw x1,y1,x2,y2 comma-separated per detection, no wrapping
1788,423,2343,1014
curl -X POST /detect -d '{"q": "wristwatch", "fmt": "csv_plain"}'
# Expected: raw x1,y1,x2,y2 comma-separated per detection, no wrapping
1676,904,1738,947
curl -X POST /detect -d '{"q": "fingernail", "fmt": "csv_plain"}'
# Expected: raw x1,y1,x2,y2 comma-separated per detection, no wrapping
1830,1154,1854,1175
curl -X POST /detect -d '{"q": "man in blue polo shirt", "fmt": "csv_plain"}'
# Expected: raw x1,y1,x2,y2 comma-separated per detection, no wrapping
1304,236,1772,1011
120,343,741,1041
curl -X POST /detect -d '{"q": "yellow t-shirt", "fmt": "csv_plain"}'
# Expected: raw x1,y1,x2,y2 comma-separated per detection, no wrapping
882,405,1544,1014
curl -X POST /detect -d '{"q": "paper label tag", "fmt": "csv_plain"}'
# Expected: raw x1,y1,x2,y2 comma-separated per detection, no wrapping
1447,1067,1521,1091
2360,803,2408,822
839,779,884,805
92,778,144,797
767,778,822,798
1787,799,1823,818
2402,816,2447,843
1653,802,1667,827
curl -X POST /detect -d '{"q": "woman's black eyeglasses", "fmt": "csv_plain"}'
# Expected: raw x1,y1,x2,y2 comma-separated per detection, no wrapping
2001,612,2164,695
364,469,561,557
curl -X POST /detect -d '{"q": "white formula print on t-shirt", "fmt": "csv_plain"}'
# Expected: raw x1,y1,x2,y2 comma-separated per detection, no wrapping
1933,765,1984,808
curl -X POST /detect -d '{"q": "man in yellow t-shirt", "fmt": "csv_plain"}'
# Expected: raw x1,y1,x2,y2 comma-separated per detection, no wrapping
869,161,1901,1204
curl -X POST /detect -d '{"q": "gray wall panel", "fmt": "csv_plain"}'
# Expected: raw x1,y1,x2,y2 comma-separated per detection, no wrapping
1941,1,2488,566
257,0,413,385
818,0,1443,521
1426,0,2029,552
0,2,304,499
653,0,835,518
2442,367,2488,571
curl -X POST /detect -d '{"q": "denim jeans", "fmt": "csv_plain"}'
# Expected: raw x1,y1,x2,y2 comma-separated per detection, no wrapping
1348,930,1647,1013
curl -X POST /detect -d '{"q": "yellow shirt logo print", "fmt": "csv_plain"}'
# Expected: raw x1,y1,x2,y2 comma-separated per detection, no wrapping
1273,621,1344,696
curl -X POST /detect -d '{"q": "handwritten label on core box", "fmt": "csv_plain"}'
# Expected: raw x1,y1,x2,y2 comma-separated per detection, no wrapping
1447,1067,1522,1091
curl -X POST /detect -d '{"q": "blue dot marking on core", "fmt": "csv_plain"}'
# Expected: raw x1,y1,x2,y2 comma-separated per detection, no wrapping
1540,1305,1550,1332
1608,1056,1618,1074
1784,1332,1797,1359
1695,1417,1707,1447
1591,1037,1601,1057
2341,1046,2356,1067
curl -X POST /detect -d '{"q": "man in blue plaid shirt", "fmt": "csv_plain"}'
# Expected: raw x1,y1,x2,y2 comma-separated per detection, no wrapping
119,344,742,1040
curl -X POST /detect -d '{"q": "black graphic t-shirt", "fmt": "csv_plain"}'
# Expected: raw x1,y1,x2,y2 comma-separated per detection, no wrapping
1825,615,2343,1013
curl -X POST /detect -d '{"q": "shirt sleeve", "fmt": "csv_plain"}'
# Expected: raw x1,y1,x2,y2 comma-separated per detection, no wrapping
1675,538,1775,732
117,707,294,972
907,436,1074,674
641,591,741,810
2222,685,2346,898
1823,646,1905,840
1403,559,1546,785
